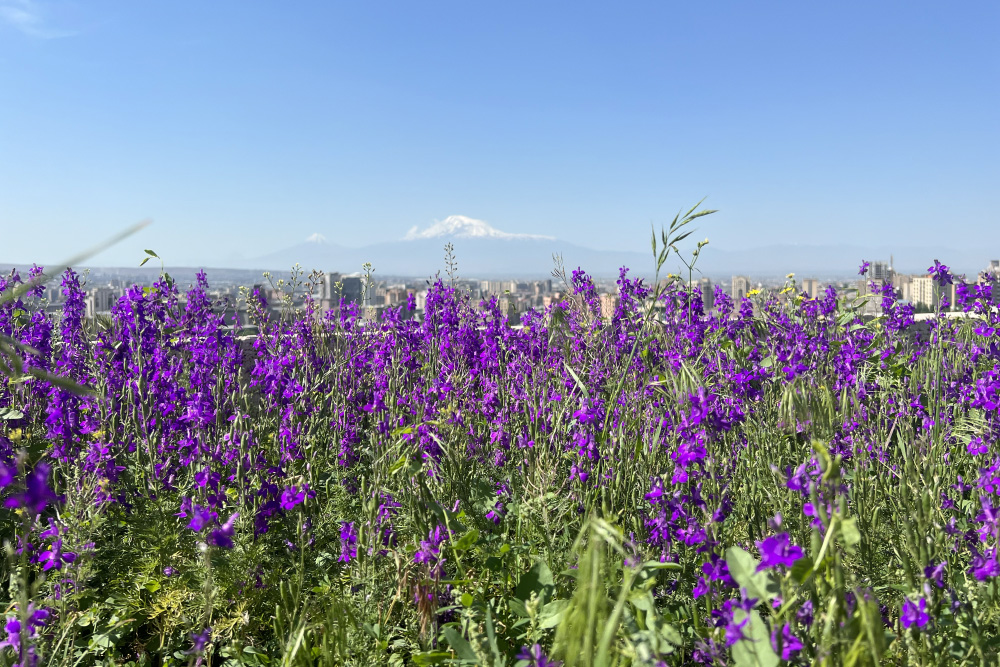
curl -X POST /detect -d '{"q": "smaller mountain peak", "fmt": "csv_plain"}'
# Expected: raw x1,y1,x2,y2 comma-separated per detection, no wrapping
305,233,328,244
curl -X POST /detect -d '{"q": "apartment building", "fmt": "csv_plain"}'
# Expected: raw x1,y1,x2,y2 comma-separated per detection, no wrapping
731,275,752,301
85,286,124,319
698,277,715,310
801,278,820,299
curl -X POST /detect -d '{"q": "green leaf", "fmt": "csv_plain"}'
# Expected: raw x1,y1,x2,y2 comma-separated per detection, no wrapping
411,651,451,666
659,623,682,646
840,517,862,548
461,593,473,608
484,556,504,572
484,605,503,665
26,367,98,397
790,557,814,584
386,455,407,477
514,560,555,603
538,599,570,629
144,249,159,258
0,334,41,358
628,589,655,613
508,598,529,618
725,547,779,605
442,627,478,662
671,229,696,246
731,609,780,667
453,529,480,552
642,560,682,572
0,219,149,309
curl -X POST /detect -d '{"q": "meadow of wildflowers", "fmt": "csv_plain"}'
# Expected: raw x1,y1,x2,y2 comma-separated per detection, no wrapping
2,217,1000,666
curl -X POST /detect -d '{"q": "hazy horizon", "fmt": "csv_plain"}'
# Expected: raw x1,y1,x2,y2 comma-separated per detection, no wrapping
2,218,994,282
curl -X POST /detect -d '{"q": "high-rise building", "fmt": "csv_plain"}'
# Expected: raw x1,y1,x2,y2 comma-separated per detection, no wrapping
893,274,912,304
731,276,751,301
480,280,514,296
316,272,343,300
698,277,715,310
801,278,820,299
910,275,959,310
85,286,122,319
341,277,363,305
599,293,619,320
870,261,892,282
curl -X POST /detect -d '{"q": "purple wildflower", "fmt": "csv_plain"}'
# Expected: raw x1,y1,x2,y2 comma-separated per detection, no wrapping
0,462,14,488
969,548,1000,581
4,463,58,514
208,512,238,549
188,627,212,655
924,561,946,588
770,623,803,660
38,538,77,571
517,643,562,667
901,597,930,629
0,604,49,667
186,504,217,532
796,599,815,627
969,437,988,457
280,485,307,511
711,597,757,646
928,260,953,287
339,521,358,563
755,533,804,571
414,525,448,577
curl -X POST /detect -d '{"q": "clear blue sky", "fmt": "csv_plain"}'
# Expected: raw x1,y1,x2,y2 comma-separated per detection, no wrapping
1,1,997,267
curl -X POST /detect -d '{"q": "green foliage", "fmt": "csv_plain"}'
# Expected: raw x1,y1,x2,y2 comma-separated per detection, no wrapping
6,211,1000,665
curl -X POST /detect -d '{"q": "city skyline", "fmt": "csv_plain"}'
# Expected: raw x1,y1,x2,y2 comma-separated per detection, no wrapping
2,213,997,280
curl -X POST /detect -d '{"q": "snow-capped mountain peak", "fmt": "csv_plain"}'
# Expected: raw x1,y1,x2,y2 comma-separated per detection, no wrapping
305,232,328,244
404,215,554,241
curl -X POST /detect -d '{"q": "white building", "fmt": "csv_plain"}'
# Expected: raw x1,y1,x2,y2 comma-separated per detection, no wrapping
731,276,751,301
85,286,122,319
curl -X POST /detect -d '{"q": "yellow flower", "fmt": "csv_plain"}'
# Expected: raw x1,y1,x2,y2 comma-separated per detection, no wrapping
748,288,761,296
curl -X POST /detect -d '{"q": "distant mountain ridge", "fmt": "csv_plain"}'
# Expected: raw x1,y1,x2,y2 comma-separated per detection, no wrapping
243,215,646,278
189,216,996,280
